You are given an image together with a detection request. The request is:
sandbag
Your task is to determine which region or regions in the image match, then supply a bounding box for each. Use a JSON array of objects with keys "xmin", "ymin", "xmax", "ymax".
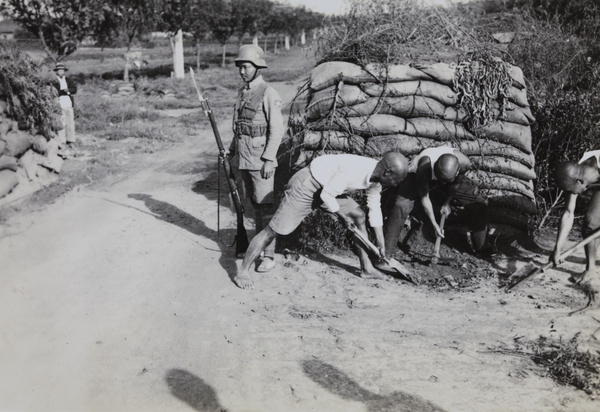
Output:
[
  {"xmin": 31, "ymin": 134, "xmax": 49, "ymax": 155},
  {"xmin": 3, "ymin": 130, "xmax": 35, "ymax": 158},
  {"xmin": 487, "ymin": 192, "xmax": 537, "ymax": 215},
  {"xmin": 0, "ymin": 155, "xmax": 19, "ymax": 172},
  {"xmin": 469, "ymin": 155, "xmax": 536, "ymax": 181},
  {"xmin": 507, "ymin": 85, "xmax": 529, "ymax": 108},
  {"xmin": 338, "ymin": 95, "xmax": 447, "ymax": 119},
  {"xmin": 490, "ymin": 101, "xmax": 536, "ymax": 126},
  {"xmin": 0, "ymin": 169, "xmax": 19, "ymax": 198},
  {"xmin": 322, "ymin": 115, "xmax": 476, "ymax": 140},
  {"xmin": 508, "ymin": 64, "xmax": 526, "ymax": 90},
  {"xmin": 464, "ymin": 169, "xmax": 535, "ymax": 200},
  {"xmin": 406, "ymin": 117, "xmax": 474, "ymax": 140},
  {"xmin": 405, "ymin": 63, "xmax": 456, "ymax": 86},
  {"xmin": 476, "ymin": 121, "xmax": 532, "ymax": 154},
  {"xmin": 306, "ymin": 84, "xmax": 369, "ymax": 120},
  {"xmin": 302, "ymin": 130, "xmax": 366, "ymax": 153},
  {"xmin": 360, "ymin": 81, "xmax": 459, "ymax": 106},
  {"xmin": 364, "ymin": 63, "xmax": 441, "ymax": 84},
  {"xmin": 364, "ymin": 135, "xmax": 442, "ymax": 157},
  {"xmin": 310, "ymin": 62, "xmax": 377, "ymax": 91},
  {"xmin": 457, "ymin": 139, "xmax": 534, "ymax": 168}
]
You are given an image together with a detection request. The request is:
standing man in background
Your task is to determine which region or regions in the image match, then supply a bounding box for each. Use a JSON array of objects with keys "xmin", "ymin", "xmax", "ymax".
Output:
[
  {"xmin": 52, "ymin": 62, "xmax": 77, "ymax": 148},
  {"xmin": 228, "ymin": 45, "xmax": 285, "ymax": 273}
]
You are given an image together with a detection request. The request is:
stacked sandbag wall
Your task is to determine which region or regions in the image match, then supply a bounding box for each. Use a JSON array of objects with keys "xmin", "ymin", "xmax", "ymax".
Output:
[
  {"xmin": 0, "ymin": 97, "xmax": 65, "ymax": 205},
  {"xmin": 294, "ymin": 61, "xmax": 536, "ymax": 228}
]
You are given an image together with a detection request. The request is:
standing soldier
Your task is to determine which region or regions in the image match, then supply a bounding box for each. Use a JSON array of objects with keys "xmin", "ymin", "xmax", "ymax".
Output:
[
  {"xmin": 228, "ymin": 44, "xmax": 285, "ymax": 272},
  {"xmin": 52, "ymin": 62, "xmax": 77, "ymax": 148}
]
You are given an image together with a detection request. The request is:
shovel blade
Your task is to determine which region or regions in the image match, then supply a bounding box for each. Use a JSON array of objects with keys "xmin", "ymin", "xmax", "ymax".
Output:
[
  {"xmin": 386, "ymin": 257, "xmax": 421, "ymax": 285},
  {"xmin": 506, "ymin": 262, "xmax": 540, "ymax": 290}
]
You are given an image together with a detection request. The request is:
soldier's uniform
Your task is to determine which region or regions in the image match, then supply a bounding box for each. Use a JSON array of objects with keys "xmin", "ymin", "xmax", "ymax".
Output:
[{"xmin": 229, "ymin": 45, "xmax": 284, "ymax": 266}]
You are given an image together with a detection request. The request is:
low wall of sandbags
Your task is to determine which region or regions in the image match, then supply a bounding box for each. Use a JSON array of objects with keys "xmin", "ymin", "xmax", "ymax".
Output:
[
  {"xmin": 0, "ymin": 97, "xmax": 65, "ymax": 206},
  {"xmin": 294, "ymin": 61, "xmax": 537, "ymax": 228}
]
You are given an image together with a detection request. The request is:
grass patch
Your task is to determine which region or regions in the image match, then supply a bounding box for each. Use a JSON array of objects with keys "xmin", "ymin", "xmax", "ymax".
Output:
[{"xmin": 497, "ymin": 334, "xmax": 600, "ymax": 396}]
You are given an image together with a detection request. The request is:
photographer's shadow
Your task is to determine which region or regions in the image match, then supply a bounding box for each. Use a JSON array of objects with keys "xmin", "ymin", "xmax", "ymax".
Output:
[
  {"xmin": 165, "ymin": 368, "xmax": 227, "ymax": 412},
  {"xmin": 127, "ymin": 193, "xmax": 239, "ymax": 283},
  {"xmin": 302, "ymin": 359, "xmax": 446, "ymax": 412}
]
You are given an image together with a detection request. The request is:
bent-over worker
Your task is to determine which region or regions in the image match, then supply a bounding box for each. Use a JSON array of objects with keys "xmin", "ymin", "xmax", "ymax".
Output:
[
  {"xmin": 552, "ymin": 150, "xmax": 600, "ymax": 292},
  {"xmin": 382, "ymin": 146, "xmax": 485, "ymax": 258},
  {"xmin": 233, "ymin": 152, "xmax": 409, "ymax": 290}
]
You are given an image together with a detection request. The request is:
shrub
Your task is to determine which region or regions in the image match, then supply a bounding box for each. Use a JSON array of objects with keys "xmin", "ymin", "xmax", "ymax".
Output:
[{"xmin": 0, "ymin": 45, "xmax": 60, "ymax": 138}]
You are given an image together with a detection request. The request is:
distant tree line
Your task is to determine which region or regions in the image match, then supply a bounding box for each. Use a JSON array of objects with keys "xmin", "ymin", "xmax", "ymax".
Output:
[{"xmin": 0, "ymin": 0, "xmax": 325, "ymax": 71}]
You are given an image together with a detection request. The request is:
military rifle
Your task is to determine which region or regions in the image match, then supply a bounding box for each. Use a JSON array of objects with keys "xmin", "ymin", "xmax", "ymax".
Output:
[{"xmin": 190, "ymin": 68, "xmax": 249, "ymax": 256}]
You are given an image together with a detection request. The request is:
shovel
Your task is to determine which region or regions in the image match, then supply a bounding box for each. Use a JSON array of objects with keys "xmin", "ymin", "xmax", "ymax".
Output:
[
  {"xmin": 336, "ymin": 212, "xmax": 419, "ymax": 285},
  {"xmin": 506, "ymin": 227, "xmax": 600, "ymax": 290},
  {"xmin": 431, "ymin": 214, "xmax": 447, "ymax": 266}
]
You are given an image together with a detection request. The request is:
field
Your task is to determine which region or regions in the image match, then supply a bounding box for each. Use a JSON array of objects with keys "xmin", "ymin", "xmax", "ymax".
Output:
[{"xmin": 0, "ymin": 42, "xmax": 599, "ymax": 411}]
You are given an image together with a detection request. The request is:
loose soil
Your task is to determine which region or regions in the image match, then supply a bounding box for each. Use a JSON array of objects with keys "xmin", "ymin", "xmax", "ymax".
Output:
[{"xmin": 1, "ymin": 70, "xmax": 599, "ymax": 411}]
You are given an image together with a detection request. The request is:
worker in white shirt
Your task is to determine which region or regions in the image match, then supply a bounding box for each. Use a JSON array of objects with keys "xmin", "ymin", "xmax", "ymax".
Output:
[{"xmin": 233, "ymin": 152, "xmax": 409, "ymax": 290}]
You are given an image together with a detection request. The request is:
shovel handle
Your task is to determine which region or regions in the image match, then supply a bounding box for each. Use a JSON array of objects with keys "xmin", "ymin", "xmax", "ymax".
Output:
[{"xmin": 433, "ymin": 214, "xmax": 447, "ymax": 258}]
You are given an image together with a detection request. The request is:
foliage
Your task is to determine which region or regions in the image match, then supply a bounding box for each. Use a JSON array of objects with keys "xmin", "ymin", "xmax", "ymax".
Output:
[
  {"xmin": 502, "ymin": 8, "xmax": 600, "ymax": 224},
  {"xmin": 453, "ymin": 50, "xmax": 513, "ymax": 129},
  {"xmin": 315, "ymin": 0, "xmax": 488, "ymax": 66},
  {"xmin": 0, "ymin": 45, "xmax": 60, "ymax": 138},
  {"xmin": 515, "ymin": 334, "xmax": 600, "ymax": 395},
  {"xmin": 2, "ymin": 0, "xmax": 105, "ymax": 61},
  {"xmin": 94, "ymin": 0, "xmax": 161, "ymax": 51}
]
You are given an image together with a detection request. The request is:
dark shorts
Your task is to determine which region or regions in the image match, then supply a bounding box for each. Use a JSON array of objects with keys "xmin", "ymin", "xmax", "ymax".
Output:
[{"xmin": 583, "ymin": 189, "xmax": 600, "ymax": 236}]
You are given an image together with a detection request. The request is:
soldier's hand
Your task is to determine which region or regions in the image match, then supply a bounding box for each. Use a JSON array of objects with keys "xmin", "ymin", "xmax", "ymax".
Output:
[{"xmin": 261, "ymin": 160, "xmax": 275, "ymax": 179}]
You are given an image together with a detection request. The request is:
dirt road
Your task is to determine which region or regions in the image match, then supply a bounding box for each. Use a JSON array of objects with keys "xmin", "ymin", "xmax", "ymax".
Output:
[{"xmin": 0, "ymin": 80, "xmax": 598, "ymax": 412}]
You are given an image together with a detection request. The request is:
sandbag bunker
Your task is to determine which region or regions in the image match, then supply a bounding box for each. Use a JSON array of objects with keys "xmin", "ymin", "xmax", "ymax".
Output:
[{"xmin": 292, "ymin": 60, "xmax": 536, "ymax": 229}]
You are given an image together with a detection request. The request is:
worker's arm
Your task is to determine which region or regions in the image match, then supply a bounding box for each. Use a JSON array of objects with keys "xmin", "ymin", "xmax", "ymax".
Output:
[
  {"xmin": 416, "ymin": 157, "xmax": 444, "ymax": 238},
  {"xmin": 441, "ymin": 174, "xmax": 464, "ymax": 218},
  {"xmin": 260, "ymin": 87, "xmax": 284, "ymax": 179},
  {"xmin": 551, "ymin": 193, "xmax": 577, "ymax": 265}
]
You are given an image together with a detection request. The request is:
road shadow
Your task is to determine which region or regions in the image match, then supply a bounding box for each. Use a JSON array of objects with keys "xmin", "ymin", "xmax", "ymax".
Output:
[
  {"xmin": 165, "ymin": 368, "xmax": 228, "ymax": 412},
  {"xmin": 301, "ymin": 359, "xmax": 447, "ymax": 412},
  {"xmin": 126, "ymin": 193, "xmax": 238, "ymax": 283}
]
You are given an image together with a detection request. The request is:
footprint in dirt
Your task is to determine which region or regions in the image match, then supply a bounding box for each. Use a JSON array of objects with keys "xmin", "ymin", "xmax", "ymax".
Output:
[{"xmin": 302, "ymin": 359, "xmax": 446, "ymax": 412}]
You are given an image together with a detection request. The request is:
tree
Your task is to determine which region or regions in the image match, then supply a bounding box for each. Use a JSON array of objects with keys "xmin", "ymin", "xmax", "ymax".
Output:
[
  {"xmin": 205, "ymin": 0, "xmax": 234, "ymax": 67},
  {"xmin": 230, "ymin": 0, "xmax": 271, "ymax": 48},
  {"xmin": 1, "ymin": 0, "xmax": 104, "ymax": 62},
  {"xmin": 159, "ymin": 0, "xmax": 194, "ymax": 79},
  {"xmin": 187, "ymin": 0, "xmax": 211, "ymax": 71},
  {"xmin": 95, "ymin": 0, "xmax": 160, "ymax": 81}
]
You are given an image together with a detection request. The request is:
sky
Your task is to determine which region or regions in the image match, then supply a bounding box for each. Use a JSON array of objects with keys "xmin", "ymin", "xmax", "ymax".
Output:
[
  {"xmin": 283, "ymin": 0, "xmax": 350, "ymax": 15},
  {"xmin": 283, "ymin": 0, "xmax": 477, "ymax": 15}
]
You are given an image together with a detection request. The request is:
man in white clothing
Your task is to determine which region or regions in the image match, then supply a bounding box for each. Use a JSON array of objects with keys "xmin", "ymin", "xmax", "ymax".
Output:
[{"xmin": 233, "ymin": 152, "xmax": 409, "ymax": 290}]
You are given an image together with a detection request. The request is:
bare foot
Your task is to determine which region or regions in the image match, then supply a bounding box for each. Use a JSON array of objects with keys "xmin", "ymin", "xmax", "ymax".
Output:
[
  {"xmin": 360, "ymin": 267, "xmax": 393, "ymax": 281},
  {"xmin": 233, "ymin": 272, "xmax": 254, "ymax": 290},
  {"xmin": 570, "ymin": 269, "xmax": 596, "ymax": 284}
]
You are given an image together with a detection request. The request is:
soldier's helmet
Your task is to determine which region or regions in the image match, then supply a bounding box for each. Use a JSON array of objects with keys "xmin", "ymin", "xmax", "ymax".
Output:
[{"xmin": 235, "ymin": 44, "xmax": 267, "ymax": 69}]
